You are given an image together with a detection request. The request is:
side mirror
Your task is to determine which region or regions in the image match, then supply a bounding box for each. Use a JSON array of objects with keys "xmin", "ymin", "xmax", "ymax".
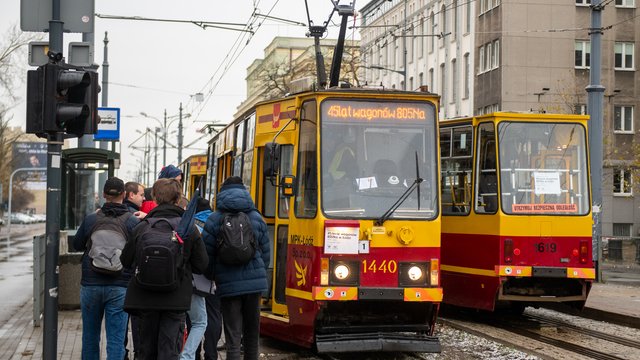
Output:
[
  {"xmin": 281, "ymin": 175, "xmax": 296, "ymax": 197},
  {"xmin": 263, "ymin": 142, "xmax": 281, "ymax": 177}
]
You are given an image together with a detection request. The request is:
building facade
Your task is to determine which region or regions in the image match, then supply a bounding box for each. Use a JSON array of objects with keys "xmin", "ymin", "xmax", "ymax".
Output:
[{"xmin": 359, "ymin": 0, "xmax": 640, "ymax": 250}]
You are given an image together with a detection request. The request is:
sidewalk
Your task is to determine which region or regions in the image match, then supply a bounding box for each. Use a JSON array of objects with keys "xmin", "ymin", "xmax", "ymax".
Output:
[{"xmin": 0, "ymin": 281, "xmax": 638, "ymax": 359}]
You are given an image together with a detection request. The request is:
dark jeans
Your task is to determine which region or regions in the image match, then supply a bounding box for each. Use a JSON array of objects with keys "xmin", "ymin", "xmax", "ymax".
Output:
[
  {"xmin": 138, "ymin": 310, "xmax": 186, "ymax": 360},
  {"xmin": 202, "ymin": 293, "xmax": 222, "ymax": 360},
  {"xmin": 221, "ymin": 293, "xmax": 261, "ymax": 360}
]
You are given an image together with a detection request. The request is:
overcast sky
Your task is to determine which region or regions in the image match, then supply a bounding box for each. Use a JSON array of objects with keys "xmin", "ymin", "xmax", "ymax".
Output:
[{"xmin": 2, "ymin": 0, "xmax": 360, "ymax": 182}]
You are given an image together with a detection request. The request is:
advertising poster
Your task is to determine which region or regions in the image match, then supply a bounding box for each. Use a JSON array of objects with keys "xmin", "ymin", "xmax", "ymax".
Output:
[{"xmin": 12, "ymin": 142, "xmax": 47, "ymax": 190}]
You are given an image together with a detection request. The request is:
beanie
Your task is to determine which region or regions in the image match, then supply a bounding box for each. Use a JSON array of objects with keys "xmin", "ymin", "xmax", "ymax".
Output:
[
  {"xmin": 222, "ymin": 176, "xmax": 243, "ymax": 187},
  {"xmin": 158, "ymin": 165, "xmax": 182, "ymax": 179}
]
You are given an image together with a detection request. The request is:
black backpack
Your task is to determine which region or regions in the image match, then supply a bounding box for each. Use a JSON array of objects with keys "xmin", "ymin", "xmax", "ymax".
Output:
[
  {"xmin": 217, "ymin": 212, "xmax": 256, "ymax": 266},
  {"xmin": 134, "ymin": 217, "xmax": 184, "ymax": 292},
  {"xmin": 87, "ymin": 211, "xmax": 132, "ymax": 276}
]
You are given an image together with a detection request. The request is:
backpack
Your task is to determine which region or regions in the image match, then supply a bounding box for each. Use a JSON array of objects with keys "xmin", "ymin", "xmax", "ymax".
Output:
[
  {"xmin": 217, "ymin": 212, "xmax": 256, "ymax": 266},
  {"xmin": 87, "ymin": 211, "xmax": 132, "ymax": 276},
  {"xmin": 134, "ymin": 217, "xmax": 184, "ymax": 292}
]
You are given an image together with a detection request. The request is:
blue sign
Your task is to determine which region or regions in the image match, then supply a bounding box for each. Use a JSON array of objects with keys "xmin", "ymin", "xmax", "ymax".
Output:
[{"xmin": 95, "ymin": 107, "xmax": 120, "ymax": 141}]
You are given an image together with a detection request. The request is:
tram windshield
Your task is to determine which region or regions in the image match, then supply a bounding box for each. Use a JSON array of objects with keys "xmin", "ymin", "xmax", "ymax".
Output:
[
  {"xmin": 320, "ymin": 99, "xmax": 438, "ymax": 220},
  {"xmin": 498, "ymin": 121, "xmax": 589, "ymax": 215}
]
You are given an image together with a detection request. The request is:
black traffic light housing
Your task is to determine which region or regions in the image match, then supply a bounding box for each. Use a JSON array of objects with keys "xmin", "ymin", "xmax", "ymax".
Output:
[{"xmin": 26, "ymin": 62, "xmax": 99, "ymax": 137}]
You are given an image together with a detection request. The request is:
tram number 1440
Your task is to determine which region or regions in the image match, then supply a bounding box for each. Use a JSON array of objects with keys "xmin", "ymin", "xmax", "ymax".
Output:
[
  {"xmin": 535, "ymin": 242, "xmax": 557, "ymax": 253},
  {"xmin": 362, "ymin": 259, "xmax": 398, "ymax": 273}
]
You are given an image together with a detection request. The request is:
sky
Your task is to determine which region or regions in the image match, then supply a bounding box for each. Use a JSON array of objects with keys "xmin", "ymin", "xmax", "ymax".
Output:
[{"xmin": 2, "ymin": 0, "xmax": 361, "ymax": 182}]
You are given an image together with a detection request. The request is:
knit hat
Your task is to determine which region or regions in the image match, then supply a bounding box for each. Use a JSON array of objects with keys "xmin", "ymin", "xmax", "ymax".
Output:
[
  {"xmin": 158, "ymin": 165, "xmax": 182, "ymax": 179},
  {"xmin": 222, "ymin": 176, "xmax": 243, "ymax": 187},
  {"xmin": 103, "ymin": 177, "xmax": 125, "ymax": 196}
]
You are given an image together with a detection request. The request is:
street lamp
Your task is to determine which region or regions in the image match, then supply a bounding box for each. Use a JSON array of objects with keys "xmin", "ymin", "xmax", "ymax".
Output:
[{"xmin": 140, "ymin": 109, "xmax": 191, "ymax": 166}]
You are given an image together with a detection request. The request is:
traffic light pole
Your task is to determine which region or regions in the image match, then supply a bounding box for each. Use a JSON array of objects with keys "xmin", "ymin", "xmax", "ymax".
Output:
[{"xmin": 43, "ymin": 0, "xmax": 63, "ymax": 358}]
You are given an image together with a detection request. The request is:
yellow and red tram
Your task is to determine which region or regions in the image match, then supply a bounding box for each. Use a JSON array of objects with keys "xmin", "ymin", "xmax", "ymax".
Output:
[
  {"xmin": 205, "ymin": 87, "xmax": 443, "ymax": 352},
  {"xmin": 439, "ymin": 112, "xmax": 595, "ymax": 312},
  {"xmin": 179, "ymin": 154, "xmax": 207, "ymax": 199}
]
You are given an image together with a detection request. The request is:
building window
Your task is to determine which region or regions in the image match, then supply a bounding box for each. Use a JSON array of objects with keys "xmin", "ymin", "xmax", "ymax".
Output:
[
  {"xmin": 463, "ymin": 53, "xmax": 470, "ymax": 99},
  {"xmin": 440, "ymin": 63, "xmax": 446, "ymax": 105},
  {"xmin": 615, "ymin": 0, "xmax": 635, "ymax": 7},
  {"xmin": 440, "ymin": 5, "xmax": 447, "ymax": 47},
  {"xmin": 575, "ymin": 40, "xmax": 591, "ymax": 68},
  {"xmin": 465, "ymin": 0, "xmax": 471, "ymax": 33},
  {"xmin": 493, "ymin": 40, "xmax": 500, "ymax": 68},
  {"xmin": 430, "ymin": 12, "xmax": 436, "ymax": 53},
  {"xmin": 479, "ymin": 45, "xmax": 485, "ymax": 73},
  {"xmin": 418, "ymin": 18, "xmax": 425, "ymax": 57},
  {"xmin": 409, "ymin": 77, "xmax": 414, "ymax": 91},
  {"xmin": 451, "ymin": 58, "xmax": 457, "ymax": 103},
  {"xmin": 452, "ymin": 0, "xmax": 458, "ymax": 38},
  {"xmin": 613, "ymin": 168, "xmax": 633, "ymax": 196},
  {"xmin": 613, "ymin": 223, "xmax": 632, "ymax": 237},
  {"xmin": 615, "ymin": 42, "xmax": 634, "ymax": 70},
  {"xmin": 576, "ymin": 0, "xmax": 591, "ymax": 5},
  {"xmin": 429, "ymin": 68, "xmax": 434, "ymax": 91},
  {"xmin": 574, "ymin": 104, "xmax": 587, "ymax": 115},
  {"xmin": 614, "ymin": 106, "xmax": 634, "ymax": 133},
  {"xmin": 409, "ymin": 19, "xmax": 415, "ymax": 63},
  {"xmin": 419, "ymin": 72, "xmax": 424, "ymax": 88}
]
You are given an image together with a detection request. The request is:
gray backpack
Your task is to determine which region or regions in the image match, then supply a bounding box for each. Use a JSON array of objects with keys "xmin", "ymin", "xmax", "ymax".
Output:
[{"xmin": 87, "ymin": 211, "xmax": 132, "ymax": 276}]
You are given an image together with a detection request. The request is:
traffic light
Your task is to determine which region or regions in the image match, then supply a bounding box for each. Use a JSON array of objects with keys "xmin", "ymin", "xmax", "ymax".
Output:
[{"xmin": 26, "ymin": 63, "xmax": 99, "ymax": 137}]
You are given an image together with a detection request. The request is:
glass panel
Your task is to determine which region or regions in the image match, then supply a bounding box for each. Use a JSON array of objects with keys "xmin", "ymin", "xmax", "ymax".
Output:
[
  {"xmin": 440, "ymin": 128, "xmax": 452, "ymax": 158},
  {"xmin": 278, "ymin": 145, "xmax": 294, "ymax": 219},
  {"xmin": 295, "ymin": 101, "xmax": 318, "ymax": 218},
  {"xmin": 321, "ymin": 99, "xmax": 438, "ymax": 220},
  {"xmin": 474, "ymin": 123, "xmax": 497, "ymax": 213},
  {"xmin": 442, "ymin": 126, "xmax": 473, "ymax": 215},
  {"xmin": 498, "ymin": 122, "xmax": 589, "ymax": 215},
  {"xmin": 452, "ymin": 127, "xmax": 472, "ymax": 157}
]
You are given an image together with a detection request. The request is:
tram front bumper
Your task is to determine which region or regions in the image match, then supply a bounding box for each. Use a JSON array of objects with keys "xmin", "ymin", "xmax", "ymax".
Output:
[{"xmin": 315, "ymin": 331, "xmax": 441, "ymax": 353}]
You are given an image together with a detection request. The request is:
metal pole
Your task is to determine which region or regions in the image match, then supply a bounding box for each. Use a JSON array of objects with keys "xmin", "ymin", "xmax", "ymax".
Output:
[
  {"xmin": 80, "ymin": 30, "xmax": 96, "ymax": 215},
  {"xmin": 7, "ymin": 167, "xmax": 47, "ymax": 258},
  {"xmin": 402, "ymin": 0, "xmax": 407, "ymax": 90},
  {"xmin": 587, "ymin": 0, "xmax": 605, "ymax": 280},
  {"xmin": 329, "ymin": 5, "xmax": 354, "ymax": 88},
  {"xmin": 178, "ymin": 103, "xmax": 183, "ymax": 164},
  {"xmin": 44, "ymin": 0, "xmax": 63, "ymax": 356},
  {"xmin": 154, "ymin": 128, "xmax": 159, "ymax": 179},
  {"xmin": 163, "ymin": 109, "xmax": 167, "ymax": 166},
  {"xmin": 99, "ymin": 32, "xmax": 109, "ymax": 190}
]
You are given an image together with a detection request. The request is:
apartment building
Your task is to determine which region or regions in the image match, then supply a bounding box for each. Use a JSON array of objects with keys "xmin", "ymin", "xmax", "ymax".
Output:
[{"xmin": 359, "ymin": 0, "xmax": 640, "ymax": 250}]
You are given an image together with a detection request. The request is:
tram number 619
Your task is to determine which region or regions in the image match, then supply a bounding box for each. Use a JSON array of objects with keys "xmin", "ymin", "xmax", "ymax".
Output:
[
  {"xmin": 362, "ymin": 259, "xmax": 398, "ymax": 273},
  {"xmin": 535, "ymin": 242, "xmax": 557, "ymax": 253}
]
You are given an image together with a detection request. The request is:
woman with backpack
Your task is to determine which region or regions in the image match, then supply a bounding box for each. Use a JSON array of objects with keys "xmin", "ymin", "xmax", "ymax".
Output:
[{"xmin": 121, "ymin": 178, "xmax": 209, "ymax": 360}]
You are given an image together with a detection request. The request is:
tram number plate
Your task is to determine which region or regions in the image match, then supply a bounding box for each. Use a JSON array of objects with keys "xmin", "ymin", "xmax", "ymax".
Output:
[
  {"xmin": 362, "ymin": 259, "xmax": 398, "ymax": 274},
  {"xmin": 535, "ymin": 242, "xmax": 557, "ymax": 253}
]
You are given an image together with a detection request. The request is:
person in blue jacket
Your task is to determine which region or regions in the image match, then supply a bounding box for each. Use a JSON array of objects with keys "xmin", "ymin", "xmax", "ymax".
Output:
[{"xmin": 202, "ymin": 176, "xmax": 270, "ymax": 360}]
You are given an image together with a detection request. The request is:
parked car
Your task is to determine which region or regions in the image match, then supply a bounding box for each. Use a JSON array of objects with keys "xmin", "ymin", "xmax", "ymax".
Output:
[
  {"xmin": 9, "ymin": 213, "xmax": 36, "ymax": 224},
  {"xmin": 31, "ymin": 214, "xmax": 46, "ymax": 223}
]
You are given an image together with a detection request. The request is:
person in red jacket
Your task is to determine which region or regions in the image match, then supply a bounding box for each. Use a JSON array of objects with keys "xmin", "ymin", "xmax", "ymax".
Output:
[{"xmin": 139, "ymin": 165, "xmax": 184, "ymax": 215}]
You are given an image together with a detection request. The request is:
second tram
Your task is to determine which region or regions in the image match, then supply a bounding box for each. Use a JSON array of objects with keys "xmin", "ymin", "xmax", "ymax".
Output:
[
  {"xmin": 205, "ymin": 86, "xmax": 443, "ymax": 352},
  {"xmin": 180, "ymin": 154, "xmax": 207, "ymax": 199},
  {"xmin": 439, "ymin": 112, "xmax": 595, "ymax": 312}
]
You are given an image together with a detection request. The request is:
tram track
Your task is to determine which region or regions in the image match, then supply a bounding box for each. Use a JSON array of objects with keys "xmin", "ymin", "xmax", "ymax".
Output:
[{"xmin": 441, "ymin": 307, "xmax": 640, "ymax": 360}]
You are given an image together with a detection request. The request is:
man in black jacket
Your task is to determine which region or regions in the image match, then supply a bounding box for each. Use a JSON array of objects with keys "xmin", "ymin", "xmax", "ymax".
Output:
[
  {"xmin": 73, "ymin": 177, "xmax": 140, "ymax": 360},
  {"xmin": 121, "ymin": 178, "xmax": 209, "ymax": 360}
]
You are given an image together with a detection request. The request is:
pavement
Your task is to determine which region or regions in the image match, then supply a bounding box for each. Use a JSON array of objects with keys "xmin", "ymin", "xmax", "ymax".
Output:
[{"xmin": 0, "ymin": 224, "xmax": 639, "ymax": 358}]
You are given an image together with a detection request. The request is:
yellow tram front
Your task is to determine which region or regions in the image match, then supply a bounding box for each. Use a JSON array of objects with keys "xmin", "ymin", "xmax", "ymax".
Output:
[{"xmin": 256, "ymin": 89, "xmax": 443, "ymax": 352}]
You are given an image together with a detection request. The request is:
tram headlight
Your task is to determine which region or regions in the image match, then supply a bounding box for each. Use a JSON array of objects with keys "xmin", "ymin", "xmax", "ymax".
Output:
[
  {"xmin": 329, "ymin": 260, "xmax": 359, "ymax": 286},
  {"xmin": 399, "ymin": 262, "xmax": 428, "ymax": 286},
  {"xmin": 408, "ymin": 266, "xmax": 423, "ymax": 281},
  {"xmin": 334, "ymin": 265, "xmax": 350, "ymax": 280}
]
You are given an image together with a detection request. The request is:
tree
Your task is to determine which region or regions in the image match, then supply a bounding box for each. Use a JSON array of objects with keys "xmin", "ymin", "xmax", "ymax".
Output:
[{"xmin": 0, "ymin": 25, "xmax": 44, "ymax": 213}]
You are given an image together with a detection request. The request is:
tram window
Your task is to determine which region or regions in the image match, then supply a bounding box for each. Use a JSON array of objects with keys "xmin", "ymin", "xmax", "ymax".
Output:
[
  {"xmin": 475, "ymin": 123, "xmax": 498, "ymax": 214},
  {"xmin": 295, "ymin": 100, "xmax": 318, "ymax": 219},
  {"xmin": 441, "ymin": 129, "xmax": 451, "ymax": 158},
  {"xmin": 498, "ymin": 122, "xmax": 589, "ymax": 215},
  {"xmin": 242, "ymin": 150, "xmax": 253, "ymax": 193},
  {"xmin": 278, "ymin": 146, "xmax": 293, "ymax": 219},
  {"xmin": 441, "ymin": 126, "xmax": 473, "ymax": 215},
  {"xmin": 274, "ymin": 225, "xmax": 288, "ymax": 304}
]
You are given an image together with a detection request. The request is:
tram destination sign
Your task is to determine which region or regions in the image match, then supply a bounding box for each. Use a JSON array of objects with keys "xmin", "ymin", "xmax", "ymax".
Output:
[{"xmin": 322, "ymin": 100, "xmax": 432, "ymax": 123}]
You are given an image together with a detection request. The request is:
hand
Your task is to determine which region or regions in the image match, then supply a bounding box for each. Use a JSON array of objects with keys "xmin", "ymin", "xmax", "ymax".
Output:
[{"xmin": 134, "ymin": 211, "xmax": 147, "ymax": 219}]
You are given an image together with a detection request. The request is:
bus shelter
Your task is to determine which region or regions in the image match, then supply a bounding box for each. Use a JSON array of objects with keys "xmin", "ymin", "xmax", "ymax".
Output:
[{"xmin": 61, "ymin": 148, "xmax": 119, "ymax": 230}]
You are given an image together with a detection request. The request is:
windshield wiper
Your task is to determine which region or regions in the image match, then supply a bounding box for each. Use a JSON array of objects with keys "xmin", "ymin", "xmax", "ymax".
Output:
[{"xmin": 375, "ymin": 152, "xmax": 423, "ymax": 226}]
